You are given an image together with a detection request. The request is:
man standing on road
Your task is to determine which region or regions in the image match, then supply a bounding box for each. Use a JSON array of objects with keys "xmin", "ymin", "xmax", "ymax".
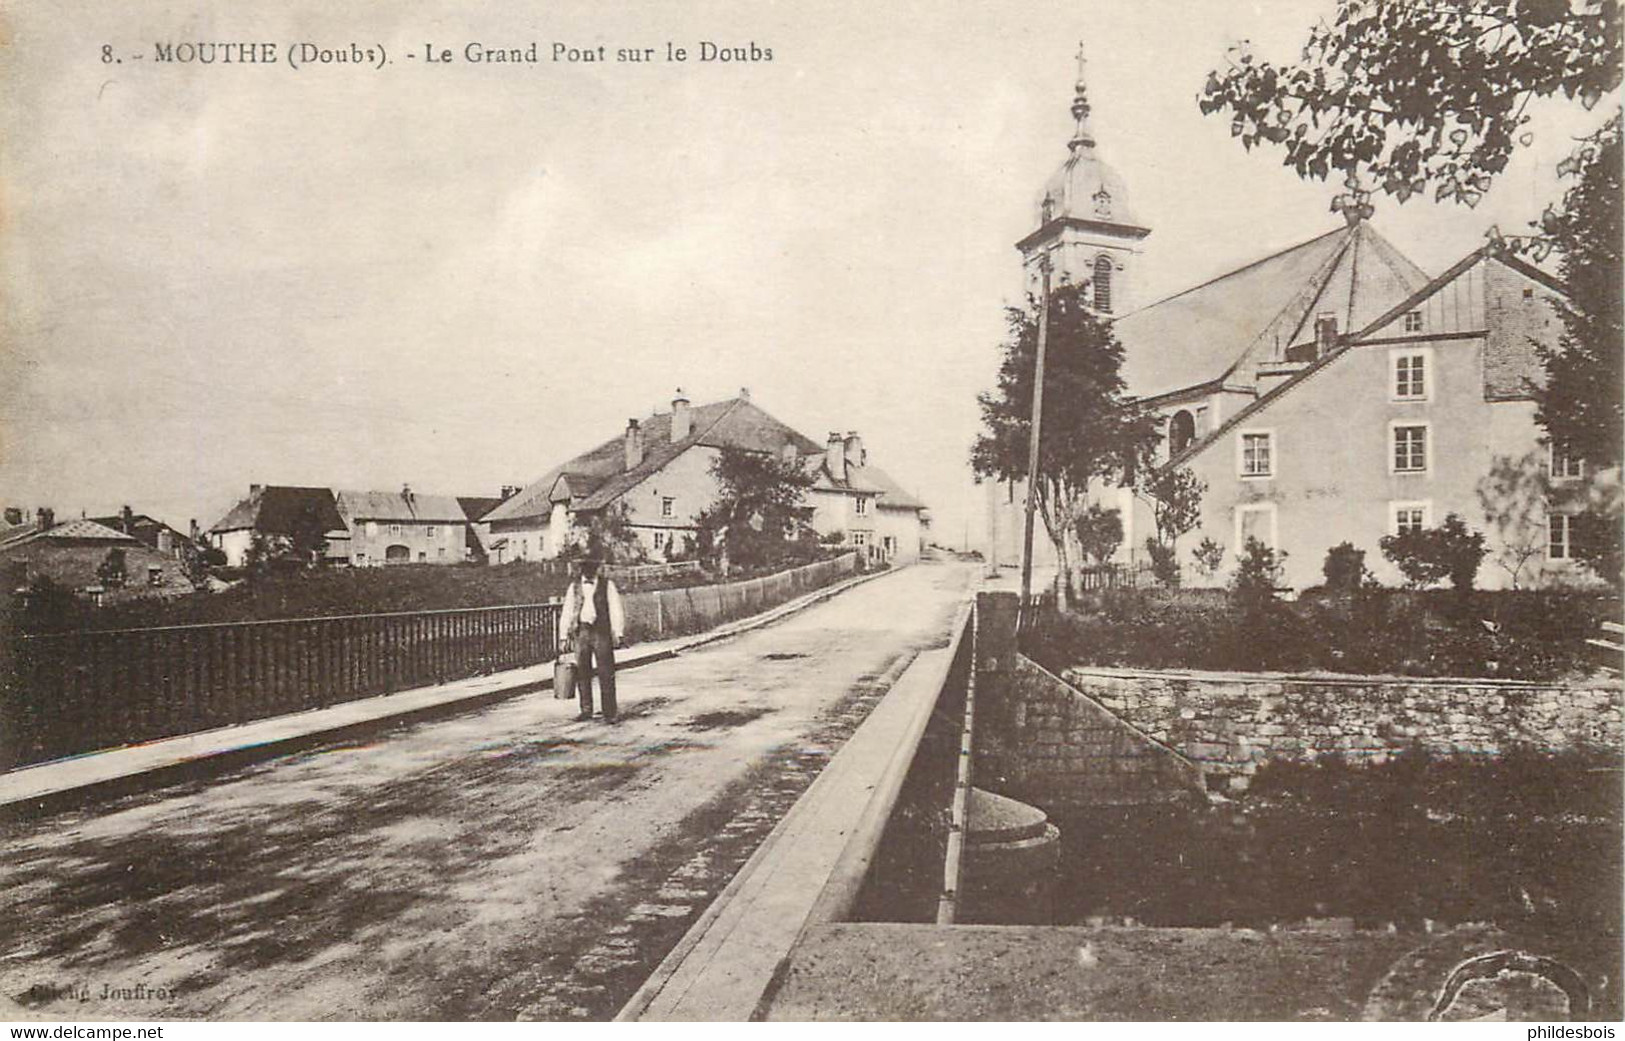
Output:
[{"xmin": 561, "ymin": 558, "xmax": 626, "ymax": 722}]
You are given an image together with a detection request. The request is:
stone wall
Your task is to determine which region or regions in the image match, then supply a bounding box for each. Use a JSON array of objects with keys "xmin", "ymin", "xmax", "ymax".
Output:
[
  {"xmin": 973, "ymin": 592, "xmax": 1204, "ymax": 810},
  {"xmin": 1059, "ymin": 664, "xmax": 1624, "ymax": 792}
]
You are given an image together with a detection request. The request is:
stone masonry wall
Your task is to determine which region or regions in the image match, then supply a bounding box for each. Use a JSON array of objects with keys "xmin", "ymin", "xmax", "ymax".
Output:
[{"xmin": 1059, "ymin": 665, "xmax": 1624, "ymax": 793}]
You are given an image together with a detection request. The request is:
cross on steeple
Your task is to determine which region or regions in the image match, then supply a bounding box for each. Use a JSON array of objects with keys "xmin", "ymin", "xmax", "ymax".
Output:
[
  {"xmin": 1331, "ymin": 171, "xmax": 1374, "ymax": 226},
  {"xmin": 1069, "ymin": 41, "xmax": 1095, "ymax": 151}
]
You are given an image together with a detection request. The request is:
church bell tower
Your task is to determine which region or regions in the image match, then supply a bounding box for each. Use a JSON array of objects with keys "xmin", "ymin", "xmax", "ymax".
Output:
[{"xmin": 1016, "ymin": 45, "xmax": 1151, "ymax": 314}]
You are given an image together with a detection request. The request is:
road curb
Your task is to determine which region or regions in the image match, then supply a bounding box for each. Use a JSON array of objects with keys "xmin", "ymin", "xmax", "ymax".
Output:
[{"xmin": 0, "ymin": 564, "xmax": 906, "ymax": 818}]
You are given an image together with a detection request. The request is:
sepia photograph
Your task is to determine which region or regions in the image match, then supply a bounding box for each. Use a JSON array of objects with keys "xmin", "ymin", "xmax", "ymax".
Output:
[{"xmin": 0, "ymin": 0, "xmax": 1620, "ymax": 1026}]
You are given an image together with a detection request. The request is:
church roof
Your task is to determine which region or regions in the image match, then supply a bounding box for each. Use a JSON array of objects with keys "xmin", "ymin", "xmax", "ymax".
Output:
[
  {"xmin": 485, "ymin": 396, "xmax": 825, "ymax": 523},
  {"xmin": 1155, "ymin": 243, "xmax": 1566, "ymax": 479},
  {"xmin": 1113, "ymin": 220, "xmax": 1431, "ymax": 402}
]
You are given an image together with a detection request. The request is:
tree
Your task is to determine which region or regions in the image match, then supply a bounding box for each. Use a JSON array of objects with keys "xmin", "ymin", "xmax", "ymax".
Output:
[
  {"xmin": 1476, "ymin": 451, "xmax": 1554, "ymax": 589},
  {"xmin": 1199, "ymin": 0, "xmax": 1620, "ymax": 209},
  {"xmin": 971, "ymin": 281, "xmax": 1160, "ymax": 596},
  {"xmin": 1073, "ymin": 504, "xmax": 1123, "ymax": 567},
  {"xmin": 697, "ymin": 446, "xmax": 817, "ymax": 572},
  {"xmin": 1528, "ymin": 117, "xmax": 1622, "ymax": 472},
  {"xmin": 1144, "ymin": 467, "xmax": 1206, "ymax": 584},
  {"xmin": 560, "ymin": 501, "xmax": 646, "ymax": 565}
]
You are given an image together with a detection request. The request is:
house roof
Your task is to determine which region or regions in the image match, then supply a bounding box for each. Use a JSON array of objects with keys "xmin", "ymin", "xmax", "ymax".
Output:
[
  {"xmin": 813, "ymin": 460, "xmax": 928, "ymax": 511},
  {"xmin": 1155, "ymin": 243, "xmax": 1567, "ymax": 482},
  {"xmin": 208, "ymin": 486, "xmax": 346, "ymax": 536},
  {"xmin": 335, "ymin": 489, "xmax": 469, "ymax": 524},
  {"xmin": 485, "ymin": 396, "xmax": 825, "ymax": 522},
  {"xmin": 0, "ymin": 519, "xmax": 139, "ymax": 549},
  {"xmin": 457, "ymin": 496, "xmax": 507, "ymax": 523},
  {"xmin": 1114, "ymin": 221, "xmax": 1430, "ymax": 401}
]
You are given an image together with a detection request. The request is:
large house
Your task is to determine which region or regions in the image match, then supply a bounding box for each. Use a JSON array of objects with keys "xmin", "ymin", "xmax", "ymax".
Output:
[
  {"xmin": 207, "ymin": 485, "xmax": 349, "ymax": 568},
  {"xmin": 482, "ymin": 390, "xmax": 929, "ymax": 565},
  {"xmin": 989, "ymin": 52, "xmax": 1614, "ymax": 590},
  {"xmin": 0, "ymin": 511, "xmax": 193, "ymax": 602}
]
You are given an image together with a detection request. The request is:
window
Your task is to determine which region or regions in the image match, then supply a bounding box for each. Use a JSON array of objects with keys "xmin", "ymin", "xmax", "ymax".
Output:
[
  {"xmin": 1169, "ymin": 410, "xmax": 1196, "ymax": 454},
  {"xmin": 1391, "ymin": 348, "xmax": 1430, "ymax": 401},
  {"xmin": 426, "ymin": 525, "xmax": 437, "ymax": 538},
  {"xmin": 1550, "ymin": 442, "xmax": 1584, "ymax": 480},
  {"xmin": 147, "ymin": 565, "xmax": 162, "ymax": 587},
  {"xmin": 1391, "ymin": 423, "xmax": 1428, "ymax": 473},
  {"xmin": 1391, "ymin": 501, "xmax": 1432, "ymax": 535},
  {"xmin": 1403, "ymin": 310, "xmax": 1423, "ymax": 333},
  {"xmin": 852, "ymin": 531, "xmax": 869, "ymax": 547},
  {"xmin": 661, "ymin": 497, "xmax": 675, "ymax": 518},
  {"xmin": 1238, "ymin": 430, "xmax": 1274, "ymax": 478},
  {"xmin": 1549, "ymin": 512, "xmax": 1574, "ymax": 560},
  {"xmin": 855, "ymin": 496, "xmax": 869, "ymax": 516},
  {"xmin": 1234, "ymin": 503, "xmax": 1278, "ymax": 552},
  {"xmin": 1093, "ymin": 256, "xmax": 1113, "ymax": 314},
  {"xmin": 653, "ymin": 531, "xmax": 667, "ymax": 550},
  {"xmin": 389, "ymin": 523, "xmax": 402, "ymax": 536}
]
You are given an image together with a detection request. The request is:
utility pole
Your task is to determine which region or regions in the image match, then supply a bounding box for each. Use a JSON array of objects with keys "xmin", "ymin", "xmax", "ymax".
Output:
[{"xmin": 1020, "ymin": 258, "xmax": 1053, "ymax": 615}]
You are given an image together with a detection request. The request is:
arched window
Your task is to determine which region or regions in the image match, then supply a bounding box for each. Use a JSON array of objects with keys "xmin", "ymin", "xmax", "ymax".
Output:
[
  {"xmin": 1093, "ymin": 256, "xmax": 1113, "ymax": 314},
  {"xmin": 1169, "ymin": 410, "xmax": 1196, "ymax": 454}
]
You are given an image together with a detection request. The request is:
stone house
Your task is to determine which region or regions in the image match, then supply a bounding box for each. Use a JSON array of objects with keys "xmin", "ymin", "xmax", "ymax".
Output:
[
  {"xmin": 206, "ymin": 485, "xmax": 349, "ymax": 568},
  {"xmin": 812, "ymin": 432, "xmax": 928, "ymax": 564},
  {"xmin": 0, "ymin": 513, "xmax": 193, "ymax": 602},
  {"xmin": 336, "ymin": 487, "xmax": 475, "ymax": 566},
  {"xmin": 482, "ymin": 391, "xmax": 929, "ymax": 564}
]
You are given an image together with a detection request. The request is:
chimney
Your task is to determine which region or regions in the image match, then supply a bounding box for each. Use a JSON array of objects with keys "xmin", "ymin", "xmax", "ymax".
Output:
[
  {"xmin": 671, "ymin": 389, "xmax": 691, "ymax": 441},
  {"xmin": 401, "ymin": 484, "xmax": 414, "ymax": 511},
  {"xmin": 624, "ymin": 418, "xmax": 644, "ymax": 471},
  {"xmin": 35, "ymin": 507, "xmax": 54, "ymax": 531},
  {"xmin": 121, "ymin": 505, "xmax": 134, "ymax": 534},
  {"xmin": 500, "ymin": 485, "xmax": 520, "ymax": 500},
  {"xmin": 826, "ymin": 432, "xmax": 847, "ymax": 484},
  {"xmin": 843, "ymin": 431, "xmax": 865, "ymax": 468},
  {"xmin": 1314, "ymin": 313, "xmax": 1339, "ymax": 356},
  {"xmin": 739, "ymin": 386, "xmax": 751, "ymax": 401},
  {"xmin": 3, "ymin": 507, "xmax": 21, "ymax": 526},
  {"xmin": 249, "ymin": 483, "xmax": 263, "ymax": 498},
  {"xmin": 189, "ymin": 519, "xmax": 200, "ymax": 542}
]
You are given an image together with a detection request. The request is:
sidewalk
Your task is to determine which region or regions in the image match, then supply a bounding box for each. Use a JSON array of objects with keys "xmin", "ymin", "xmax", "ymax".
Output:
[{"xmin": 0, "ymin": 565, "xmax": 899, "ymax": 814}]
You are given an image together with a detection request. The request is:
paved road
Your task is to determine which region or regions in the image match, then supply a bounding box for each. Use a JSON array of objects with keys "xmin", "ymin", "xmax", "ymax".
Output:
[{"xmin": 0, "ymin": 561, "xmax": 972, "ymax": 1021}]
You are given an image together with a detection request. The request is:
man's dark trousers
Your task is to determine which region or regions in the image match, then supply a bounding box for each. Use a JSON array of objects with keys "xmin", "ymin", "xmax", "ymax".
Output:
[{"xmin": 574, "ymin": 622, "xmax": 617, "ymax": 719}]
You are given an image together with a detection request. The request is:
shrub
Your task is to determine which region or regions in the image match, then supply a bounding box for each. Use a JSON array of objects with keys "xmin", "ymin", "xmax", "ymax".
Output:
[
  {"xmin": 1191, "ymin": 537, "xmax": 1225, "ymax": 579},
  {"xmin": 1321, "ymin": 542, "xmax": 1370, "ymax": 593},
  {"xmin": 1144, "ymin": 536, "xmax": 1179, "ymax": 587},
  {"xmin": 1074, "ymin": 505, "xmax": 1123, "ymax": 566},
  {"xmin": 1230, "ymin": 537, "xmax": 1285, "ymax": 600},
  {"xmin": 1379, "ymin": 513, "xmax": 1486, "ymax": 593}
]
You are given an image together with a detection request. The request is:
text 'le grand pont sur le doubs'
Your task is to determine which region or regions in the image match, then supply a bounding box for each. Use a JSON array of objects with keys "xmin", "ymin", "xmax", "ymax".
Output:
[{"xmin": 103, "ymin": 39, "xmax": 774, "ymax": 71}]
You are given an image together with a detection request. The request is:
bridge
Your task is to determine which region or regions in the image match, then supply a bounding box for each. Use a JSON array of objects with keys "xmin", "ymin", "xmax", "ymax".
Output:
[{"xmin": 0, "ymin": 562, "xmax": 973, "ymax": 1021}]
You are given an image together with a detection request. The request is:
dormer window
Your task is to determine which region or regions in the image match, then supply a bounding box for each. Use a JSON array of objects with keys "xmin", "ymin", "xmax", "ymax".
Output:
[{"xmin": 1092, "ymin": 187, "xmax": 1112, "ymax": 218}]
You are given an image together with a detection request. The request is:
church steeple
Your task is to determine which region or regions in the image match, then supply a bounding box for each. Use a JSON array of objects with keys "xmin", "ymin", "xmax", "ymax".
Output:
[
  {"xmin": 1068, "ymin": 43, "xmax": 1096, "ymax": 151},
  {"xmin": 1017, "ymin": 42, "xmax": 1151, "ymax": 314}
]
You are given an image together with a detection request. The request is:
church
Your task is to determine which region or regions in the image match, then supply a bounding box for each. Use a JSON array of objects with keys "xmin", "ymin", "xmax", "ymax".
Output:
[{"xmin": 990, "ymin": 51, "xmax": 1611, "ymax": 591}]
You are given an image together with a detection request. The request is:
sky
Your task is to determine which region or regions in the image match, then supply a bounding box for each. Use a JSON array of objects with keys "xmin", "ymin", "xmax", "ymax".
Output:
[{"xmin": 0, "ymin": 0, "xmax": 1608, "ymax": 550}]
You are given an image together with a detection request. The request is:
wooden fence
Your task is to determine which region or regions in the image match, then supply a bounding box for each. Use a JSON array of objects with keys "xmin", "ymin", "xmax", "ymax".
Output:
[
  {"xmin": 2, "ymin": 602, "xmax": 560, "ymax": 770},
  {"xmin": 621, "ymin": 553, "xmax": 859, "ymax": 643}
]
